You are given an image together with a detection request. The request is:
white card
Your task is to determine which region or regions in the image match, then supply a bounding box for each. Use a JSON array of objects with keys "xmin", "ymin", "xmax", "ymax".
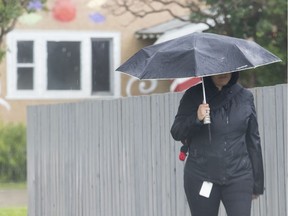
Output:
[{"xmin": 199, "ymin": 181, "xmax": 213, "ymax": 198}]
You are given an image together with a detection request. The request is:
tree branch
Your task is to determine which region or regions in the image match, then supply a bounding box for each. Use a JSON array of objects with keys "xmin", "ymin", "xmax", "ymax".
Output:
[{"xmin": 103, "ymin": 0, "xmax": 222, "ymax": 26}]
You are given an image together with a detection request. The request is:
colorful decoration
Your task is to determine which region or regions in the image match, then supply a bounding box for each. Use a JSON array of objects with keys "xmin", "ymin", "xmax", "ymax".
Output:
[
  {"xmin": 52, "ymin": 0, "xmax": 76, "ymax": 22},
  {"xmin": 89, "ymin": 12, "xmax": 105, "ymax": 23},
  {"xmin": 126, "ymin": 77, "xmax": 158, "ymax": 97},
  {"xmin": 170, "ymin": 77, "xmax": 202, "ymax": 92},
  {"xmin": 27, "ymin": 0, "xmax": 43, "ymax": 10},
  {"xmin": 18, "ymin": 13, "xmax": 43, "ymax": 25},
  {"xmin": 86, "ymin": 0, "xmax": 107, "ymax": 9},
  {"xmin": 0, "ymin": 81, "xmax": 11, "ymax": 111}
]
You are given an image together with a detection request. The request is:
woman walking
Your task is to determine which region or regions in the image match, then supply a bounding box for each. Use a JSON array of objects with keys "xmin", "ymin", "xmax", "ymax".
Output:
[{"xmin": 170, "ymin": 72, "xmax": 264, "ymax": 216}]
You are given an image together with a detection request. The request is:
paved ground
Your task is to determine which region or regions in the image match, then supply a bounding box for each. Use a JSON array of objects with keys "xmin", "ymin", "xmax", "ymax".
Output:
[{"xmin": 0, "ymin": 189, "xmax": 27, "ymax": 207}]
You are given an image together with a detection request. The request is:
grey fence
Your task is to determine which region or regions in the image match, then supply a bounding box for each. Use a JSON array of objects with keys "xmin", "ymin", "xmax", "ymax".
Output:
[{"xmin": 27, "ymin": 84, "xmax": 287, "ymax": 216}]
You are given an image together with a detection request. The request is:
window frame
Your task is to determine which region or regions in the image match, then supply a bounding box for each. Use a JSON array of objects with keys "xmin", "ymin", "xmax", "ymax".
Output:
[{"xmin": 6, "ymin": 30, "xmax": 121, "ymax": 99}]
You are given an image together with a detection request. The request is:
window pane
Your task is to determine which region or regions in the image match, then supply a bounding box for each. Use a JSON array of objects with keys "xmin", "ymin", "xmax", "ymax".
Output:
[
  {"xmin": 17, "ymin": 67, "xmax": 33, "ymax": 90},
  {"xmin": 17, "ymin": 41, "xmax": 34, "ymax": 63},
  {"xmin": 47, "ymin": 41, "xmax": 81, "ymax": 90},
  {"xmin": 92, "ymin": 40, "xmax": 110, "ymax": 92}
]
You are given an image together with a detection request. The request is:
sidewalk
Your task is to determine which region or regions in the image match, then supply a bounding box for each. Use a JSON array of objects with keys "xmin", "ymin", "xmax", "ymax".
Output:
[{"xmin": 0, "ymin": 189, "xmax": 27, "ymax": 207}]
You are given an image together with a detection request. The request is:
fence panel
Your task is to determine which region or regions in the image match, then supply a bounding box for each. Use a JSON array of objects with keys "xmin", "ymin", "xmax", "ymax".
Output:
[{"xmin": 27, "ymin": 84, "xmax": 287, "ymax": 216}]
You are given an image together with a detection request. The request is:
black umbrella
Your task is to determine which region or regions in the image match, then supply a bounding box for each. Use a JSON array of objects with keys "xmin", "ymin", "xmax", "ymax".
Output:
[{"xmin": 117, "ymin": 32, "xmax": 281, "ymax": 123}]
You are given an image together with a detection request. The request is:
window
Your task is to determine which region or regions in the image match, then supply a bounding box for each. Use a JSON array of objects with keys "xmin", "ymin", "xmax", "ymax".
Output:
[
  {"xmin": 92, "ymin": 39, "xmax": 110, "ymax": 92},
  {"xmin": 17, "ymin": 41, "xmax": 34, "ymax": 90},
  {"xmin": 47, "ymin": 41, "xmax": 81, "ymax": 90},
  {"xmin": 6, "ymin": 31, "xmax": 120, "ymax": 99}
]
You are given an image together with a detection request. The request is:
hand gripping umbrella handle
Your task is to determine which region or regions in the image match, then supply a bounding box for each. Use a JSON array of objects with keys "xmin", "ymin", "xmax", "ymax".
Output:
[
  {"xmin": 203, "ymin": 113, "xmax": 211, "ymax": 124},
  {"xmin": 201, "ymin": 77, "xmax": 211, "ymax": 124}
]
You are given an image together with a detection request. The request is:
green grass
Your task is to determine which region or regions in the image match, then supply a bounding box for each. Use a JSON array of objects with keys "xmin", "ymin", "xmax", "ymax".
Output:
[
  {"xmin": 0, "ymin": 182, "xmax": 26, "ymax": 190},
  {"xmin": 0, "ymin": 207, "xmax": 27, "ymax": 216}
]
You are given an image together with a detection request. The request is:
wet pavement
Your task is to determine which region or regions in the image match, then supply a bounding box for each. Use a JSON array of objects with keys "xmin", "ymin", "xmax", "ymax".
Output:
[{"xmin": 0, "ymin": 189, "xmax": 27, "ymax": 207}]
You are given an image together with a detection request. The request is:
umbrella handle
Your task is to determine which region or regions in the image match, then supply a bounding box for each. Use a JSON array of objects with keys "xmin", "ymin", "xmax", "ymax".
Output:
[
  {"xmin": 203, "ymin": 114, "xmax": 211, "ymax": 124},
  {"xmin": 201, "ymin": 77, "xmax": 211, "ymax": 124}
]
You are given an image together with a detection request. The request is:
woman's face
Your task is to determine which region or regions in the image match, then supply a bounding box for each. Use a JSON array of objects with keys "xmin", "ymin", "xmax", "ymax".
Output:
[{"xmin": 211, "ymin": 73, "xmax": 232, "ymax": 90}]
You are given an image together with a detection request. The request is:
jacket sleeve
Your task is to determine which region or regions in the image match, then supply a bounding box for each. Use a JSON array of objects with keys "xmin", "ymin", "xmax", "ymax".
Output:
[
  {"xmin": 170, "ymin": 90, "xmax": 203, "ymax": 141},
  {"xmin": 246, "ymin": 94, "xmax": 264, "ymax": 195}
]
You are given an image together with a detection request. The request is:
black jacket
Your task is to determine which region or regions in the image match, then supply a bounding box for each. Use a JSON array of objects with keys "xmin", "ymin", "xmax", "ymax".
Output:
[{"xmin": 170, "ymin": 73, "xmax": 264, "ymax": 194}]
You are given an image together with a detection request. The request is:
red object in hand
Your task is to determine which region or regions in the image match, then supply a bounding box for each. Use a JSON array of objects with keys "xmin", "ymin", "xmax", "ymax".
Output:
[{"xmin": 179, "ymin": 152, "xmax": 187, "ymax": 161}]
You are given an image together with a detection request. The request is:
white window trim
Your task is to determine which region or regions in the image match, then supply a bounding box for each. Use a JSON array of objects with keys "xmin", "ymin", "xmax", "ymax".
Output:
[{"xmin": 6, "ymin": 30, "xmax": 121, "ymax": 99}]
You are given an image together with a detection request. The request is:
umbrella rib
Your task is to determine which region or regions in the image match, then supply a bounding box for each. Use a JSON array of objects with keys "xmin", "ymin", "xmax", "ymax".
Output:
[
  {"xmin": 138, "ymin": 51, "xmax": 161, "ymax": 79},
  {"xmin": 233, "ymin": 44, "xmax": 255, "ymax": 68}
]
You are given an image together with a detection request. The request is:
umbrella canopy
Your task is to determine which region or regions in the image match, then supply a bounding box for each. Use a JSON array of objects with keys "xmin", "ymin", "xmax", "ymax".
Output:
[{"xmin": 116, "ymin": 32, "xmax": 281, "ymax": 79}]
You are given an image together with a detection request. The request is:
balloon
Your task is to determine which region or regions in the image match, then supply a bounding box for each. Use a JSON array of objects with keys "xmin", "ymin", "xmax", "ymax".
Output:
[
  {"xmin": 89, "ymin": 12, "xmax": 105, "ymax": 23},
  {"xmin": 86, "ymin": 0, "xmax": 107, "ymax": 8},
  {"xmin": 18, "ymin": 13, "xmax": 43, "ymax": 25},
  {"xmin": 27, "ymin": 0, "xmax": 43, "ymax": 10},
  {"xmin": 52, "ymin": 0, "xmax": 76, "ymax": 22}
]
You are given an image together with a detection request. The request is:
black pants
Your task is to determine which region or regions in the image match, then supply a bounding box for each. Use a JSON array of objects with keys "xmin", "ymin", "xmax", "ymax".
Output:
[{"xmin": 184, "ymin": 172, "xmax": 253, "ymax": 216}]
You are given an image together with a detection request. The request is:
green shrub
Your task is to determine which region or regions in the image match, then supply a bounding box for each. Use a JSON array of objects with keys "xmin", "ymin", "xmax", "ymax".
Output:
[{"xmin": 0, "ymin": 122, "xmax": 26, "ymax": 182}]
